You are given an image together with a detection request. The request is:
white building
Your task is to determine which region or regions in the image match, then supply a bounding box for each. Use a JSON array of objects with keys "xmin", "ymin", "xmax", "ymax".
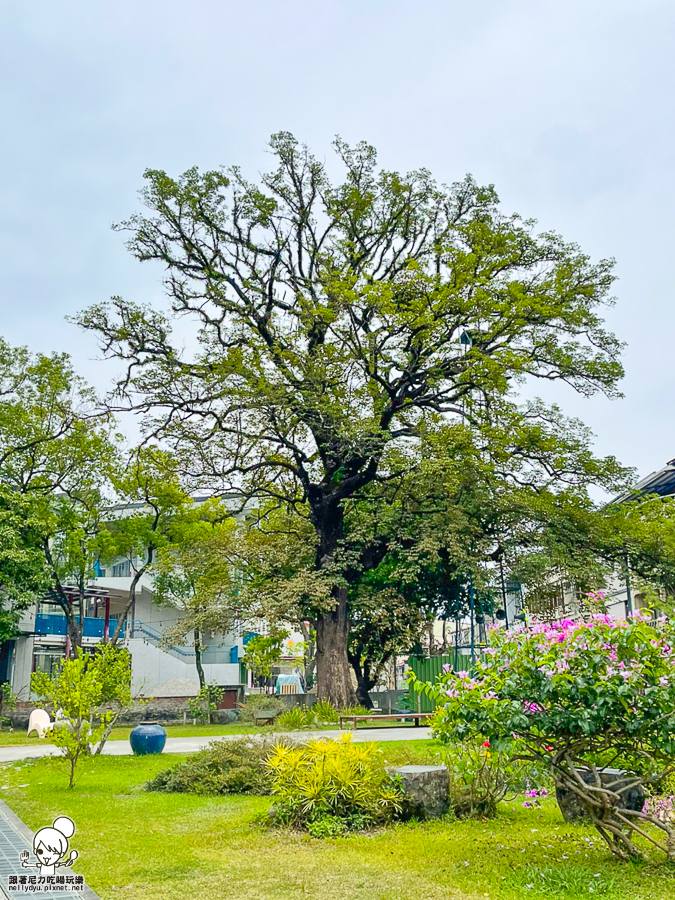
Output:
[{"xmin": 0, "ymin": 494, "xmax": 257, "ymax": 705}]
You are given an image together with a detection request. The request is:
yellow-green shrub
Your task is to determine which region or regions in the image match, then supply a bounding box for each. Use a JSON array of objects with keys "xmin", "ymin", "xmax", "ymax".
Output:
[
  {"xmin": 266, "ymin": 734, "xmax": 402, "ymax": 831},
  {"xmin": 276, "ymin": 706, "xmax": 316, "ymax": 730},
  {"xmin": 275, "ymin": 700, "xmax": 340, "ymax": 730}
]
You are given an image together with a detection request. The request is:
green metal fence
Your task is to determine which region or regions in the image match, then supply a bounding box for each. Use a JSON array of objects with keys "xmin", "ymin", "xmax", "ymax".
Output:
[{"xmin": 407, "ymin": 652, "xmax": 473, "ymax": 712}]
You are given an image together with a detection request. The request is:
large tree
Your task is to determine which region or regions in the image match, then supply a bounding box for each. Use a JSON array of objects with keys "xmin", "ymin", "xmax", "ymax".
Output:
[
  {"xmin": 221, "ymin": 412, "xmax": 633, "ymax": 706},
  {"xmin": 77, "ymin": 134, "xmax": 624, "ymax": 705}
]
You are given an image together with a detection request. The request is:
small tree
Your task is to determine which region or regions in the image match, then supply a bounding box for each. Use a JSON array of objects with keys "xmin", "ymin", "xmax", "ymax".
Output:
[
  {"xmin": 152, "ymin": 506, "xmax": 238, "ymax": 689},
  {"xmin": 100, "ymin": 446, "xmax": 198, "ymax": 646},
  {"xmin": 243, "ymin": 632, "xmax": 287, "ymax": 691},
  {"xmin": 187, "ymin": 683, "xmax": 224, "ymax": 723},
  {"xmin": 92, "ymin": 643, "xmax": 134, "ymax": 754},
  {"xmin": 411, "ymin": 612, "xmax": 675, "ymax": 860},
  {"xmin": 0, "ymin": 339, "xmax": 118, "ymax": 651},
  {"xmin": 31, "ymin": 651, "xmax": 112, "ymax": 787}
]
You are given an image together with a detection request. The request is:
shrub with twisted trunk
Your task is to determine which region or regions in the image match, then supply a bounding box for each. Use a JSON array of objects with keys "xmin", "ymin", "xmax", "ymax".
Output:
[{"xmin": 411, "ymin": 611, "xmax": 675, "ymax": 860}]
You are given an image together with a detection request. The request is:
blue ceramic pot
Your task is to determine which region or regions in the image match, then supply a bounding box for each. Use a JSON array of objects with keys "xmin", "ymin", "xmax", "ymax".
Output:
[{"xmin": 130, "ymin": 721, "xmax": 167, "ymax": 755}]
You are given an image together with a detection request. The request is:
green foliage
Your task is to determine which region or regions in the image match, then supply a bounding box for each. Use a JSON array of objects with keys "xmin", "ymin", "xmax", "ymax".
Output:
[
  {"xmin": 91, "ymin": 643, "xmax": 135, "ymax": 753},
  {"xmin": 99, "ymin": 447, "xmax": 206, "ymax": 645},
  {"xmin": 77, "ymin": 135, "xmax": 630, "ymax": 706},
  {"xmin": 305, "ymin": 815, "xmax": 349, "ymax": 838},
  {"xmin": 274, "ymin": 701, "xmax": 368, "ymax": 731},
  {"xmin": 384, "ymin": 736, "xmax": 546, "ymax": 819},
  {"xmin": 275, "ymin": 707, "xmax": 312, "ymax": 730},
  {"xmin": 266, "ymin": 735, "xmax": 403, "ymax": 832},
  {"xmin": 412, "ymin": 613, "xmax": 675, "ymax": 858},
  {"xmin": 94, "ymin": 644, "xmax": 133, "ymax": 707},
  {"xmin": 151, "ymin": 505, "xmax": 238, "ymax": 664},
  {"xmin": 243, "ymin": 632, "xmax": 287, "ymax": 682},
  {"xmin": 442, "ymin": 738, "xmax": 546, "ymax": 819},
  {"xmin": 0, "ymin": 681, "xmax": 17, "ymax": 725},
  {"xmin": 145, "ymin": 737, "xmax": 285, "ymax": 795},
  {"xmin": 237, "ymin": 694, "xmax": 287, "ymax": 724},
  {"xmin": 0, "ymin": 338, "xmax": 209, "ymax": 652},
  {"xmin": 416, "ymin": 615, "xmax": 675, "ymax": 763},
  {"xmin": 338, "ymin": 705, "xmax": 370, "ymax": 718},
  {"xmin": 187, "ymin": 684, "xmax": 224, "ymax": 723},
  {"xmin": 0, "ymin": 487, "xmax": 51, "ymax": 639},
  {"xmin": 276, "ymin": 701, "xmax": 340, "ymax": 730},
  {"xmin": 0, "ymin": 340, "xmax": 117, "ymax": 643},
  {"xmin": 312, "ymin": 700, "xmax": 339, "ymax": 723},
  {"xmin": 1, "ymin": 682, "xmax": 17, "ymax": 712},
  {"xmin": 31, "ymin": 650, "xmax": 114, "ymax": 787}
]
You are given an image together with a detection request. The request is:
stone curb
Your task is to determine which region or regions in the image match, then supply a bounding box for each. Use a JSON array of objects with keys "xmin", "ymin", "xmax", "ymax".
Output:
[{"xmin": 0, "ymin": 801, "xmax": 101, "ymax": 900}]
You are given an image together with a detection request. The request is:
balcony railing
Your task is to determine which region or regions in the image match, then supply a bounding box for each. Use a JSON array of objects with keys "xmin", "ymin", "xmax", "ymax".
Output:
[
  {"xmin": 33, "ymin": 613, "xmax": 236, "ymax": 663},
  {"xmin": 34, "ymin": 613, "xmax": 126, "ymax": 639},
  {"xmin": 128, "ymin": 619, "xmax": 237, "ymax": 664}
]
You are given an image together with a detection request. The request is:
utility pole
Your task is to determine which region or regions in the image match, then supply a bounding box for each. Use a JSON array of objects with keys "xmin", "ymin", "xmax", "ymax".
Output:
[
  {"xmin": 469, "ymin": 574, "xmax": 476, "ymax": 668},
  {"xmin": 499, "ymin": 556, "xmax": 510, "ymax": 630},
  {"xmin": 624, "ymin": 551, "xmax": 633, "ymax": 617}
]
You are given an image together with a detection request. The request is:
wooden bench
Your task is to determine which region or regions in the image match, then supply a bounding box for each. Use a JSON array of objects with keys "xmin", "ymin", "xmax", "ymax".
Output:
[
  {"xmin": 339, "ymin": 712, "xmax": 433, "ymax": 730},
  {"xmin": 253, "ymin": 709, "xmax": 281, "ymax": 726}
]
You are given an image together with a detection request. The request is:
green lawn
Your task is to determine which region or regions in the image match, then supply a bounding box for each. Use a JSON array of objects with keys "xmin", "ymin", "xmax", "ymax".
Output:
[
  {"xmin": 2, "ymin": 744, "xmax": 675, "ymax": 900},
  {"xmin": 0, "ymin": 719, "xmax": 409, "ymax": 747},
  {"xmin": 0, "ymin": 722, "xmax": 261, "ymax": 746}
]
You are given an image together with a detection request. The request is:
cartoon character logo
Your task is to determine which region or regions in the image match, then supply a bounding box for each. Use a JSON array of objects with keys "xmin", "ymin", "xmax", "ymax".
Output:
[{"xmin": 19, "ymin": 816, "xmax": 78, "ymax": 876}]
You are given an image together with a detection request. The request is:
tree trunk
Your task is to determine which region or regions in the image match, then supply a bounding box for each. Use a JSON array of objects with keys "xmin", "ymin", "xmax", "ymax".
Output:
[
  {"xmin": 94, "ymin": 709, "xmax": 120, "ymax": 756},
  {"xmin": 354, "ymin": 671, "xmax": 375, "ymax": 709},
  {"xmin": 315, "ymin": 588, "xmax": 355, "ymax": 708},
  {"xmin": 109, "ymin": 564, "xmax": 146, "ymax": 646},
  {"xmin": 50, "ymin": 586, "xmax": 81, "ymax": 655},
  {"xmin": 299, "ymin": 621, "xmax": 316, "ymax": 690},
  {"xmin": 312, "ymin": 500, "xmax": 356, "ymax": 708},
  {"xmin": 65, "ymin": 612, "xmax": 82, "ymax": 657},
  {"xmin": 348, "ymin": 646, "xmax": 375, "ymax": 709},
  {"xmin": 194, "ymin": 627, "xmax": 205, "ymax": 690}
]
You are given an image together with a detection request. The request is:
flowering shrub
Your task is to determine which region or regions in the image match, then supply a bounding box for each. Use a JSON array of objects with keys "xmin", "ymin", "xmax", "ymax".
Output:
[
  {"xmin": 643, "ymin": 793, "xmax": 675, "ymax": 824},
  {"xmin": 410, "ymin": 612, "xmax": 675, "ymax": 860},
  {"xmin": 523, "ymin": 785, "xmax": 548, "ymax": 809},
  {"xmin": 442, "ymin": 737, "xmax": 547, "ymax": 818}
]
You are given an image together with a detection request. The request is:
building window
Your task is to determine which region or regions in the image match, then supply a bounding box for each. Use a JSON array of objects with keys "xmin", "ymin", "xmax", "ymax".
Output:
[
  {"xmin": 33, "ymin": 649, "xmax": 65, "ymax": 677},
  {"xmin": 111, "ymin": 560, "xmax": 131, "ymax": 578}
]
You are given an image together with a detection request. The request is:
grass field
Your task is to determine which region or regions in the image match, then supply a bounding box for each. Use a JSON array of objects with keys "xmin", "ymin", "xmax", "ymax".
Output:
[
  {"xmin": 0, "ymin": 718, "xmax": 413, "ymax": 747},
  {"xmin": 2, "ymin": 742, "xmax": 675, "ymax": 900},
  {"xmin": 0, "ymin": 722, "xmax": 261, "ymax": 746}
]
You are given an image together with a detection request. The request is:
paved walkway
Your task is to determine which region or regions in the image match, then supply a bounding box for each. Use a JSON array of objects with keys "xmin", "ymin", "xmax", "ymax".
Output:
[
  {"xmin": 0, "ymin": 726, "xmax": 432, "ymax": 764},
  {"xmin": 0, "ymin": 802, "xmax": 99, "ymax": 899}
]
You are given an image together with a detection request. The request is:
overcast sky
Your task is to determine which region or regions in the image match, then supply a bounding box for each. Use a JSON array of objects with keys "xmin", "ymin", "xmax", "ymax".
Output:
[{"xmin": 1, "ymin": 1, "xmax": 673, "ymax": 481}]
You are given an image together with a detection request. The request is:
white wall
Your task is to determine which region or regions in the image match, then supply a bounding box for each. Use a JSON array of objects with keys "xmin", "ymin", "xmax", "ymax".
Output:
[
  {"xmin": 127, "ymin": 637, "xmax": 241, "ymax": 697},
  {"xmin": 132, "ymin": 587, "xmax": 182, "ymax": 630},
  {"xmin": 12, "ymin": 636, "xmax": 34, "ymax": 700}
]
